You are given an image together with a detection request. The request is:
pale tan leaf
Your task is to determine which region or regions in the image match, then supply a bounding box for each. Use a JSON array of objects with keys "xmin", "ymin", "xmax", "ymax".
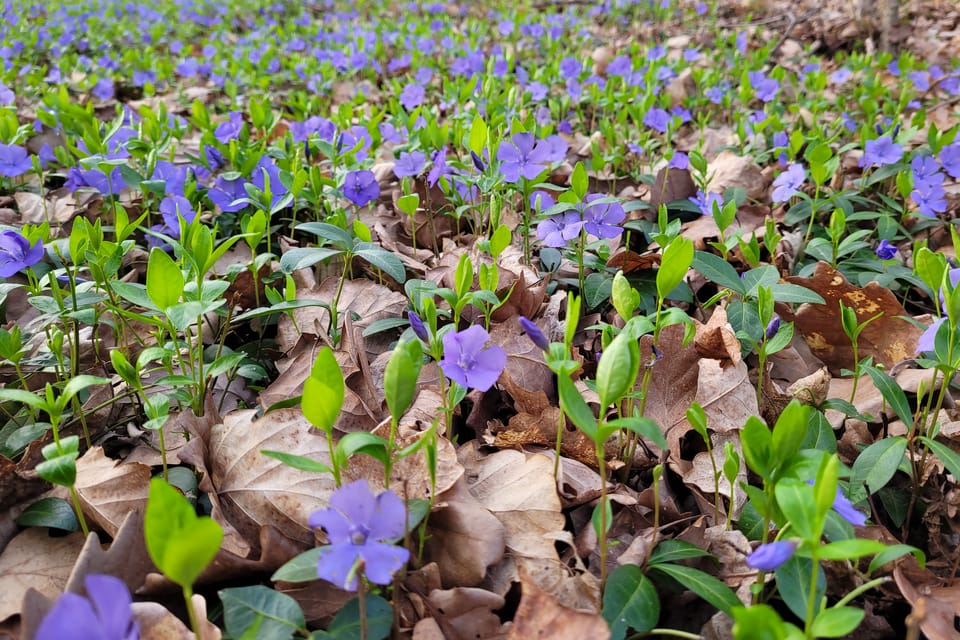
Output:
[
  {"xmin": 507, "ymin": 571, "xmax": 609, "ymax": 640},
  {"xmin": 74, "ymin": 447, "xmax": 151, "ymax": 538},
  {"xmin": 0, "ymin": 529, "xmax": 85, "ymax": 622}
]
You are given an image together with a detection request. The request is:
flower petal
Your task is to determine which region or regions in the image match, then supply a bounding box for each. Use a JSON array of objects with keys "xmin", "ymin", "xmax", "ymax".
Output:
[
  {"xmin": 36, "ymin": 594, "xmax": 102, "ymax": 640},
  {"xmin": 308, "ymin": 507, "xmax": 353, "ymax": 544},
  {"xmin": 358, "ymin": 541, "xmax": 411, "ymax": 585},
  {"xmin": 366, "ymin": 489, "xmax": 408, "ymax": 541},
  {"xmin": 316, "ymin": 543, "xmax": 362, "ymax": 591},
  {"xmin": 746, "ymin": 540, "xmax": 797, "ymax": 571},
  {"xmin": 85, "ymin": 574, "xmax": 137, "ymax": 640},
  {"xmin": 328, "ymin": 479, "xmax": 377, "ymax": 531}
]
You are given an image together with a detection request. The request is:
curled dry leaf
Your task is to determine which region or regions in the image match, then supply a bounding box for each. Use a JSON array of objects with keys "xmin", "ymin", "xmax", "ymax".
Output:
[
  {"xmin": 458, "ymin": 445, "xmax": 599, "ymax": 610},
  {"xmin": 0, "ymin": 528, "xmax": 85, "ymax": 622},
  {"xmin": 893, "ymin": 558, "xmax": 960, "ymax": 640},
  {"xmin": 421, "ymin": 478, "xmax": 506, "ymax": 589},
  {"xmin": 785, "ymin": 262, "xmax": 923, "ymax": 375},
  {"xmin": 507, "ymin": 570, "xmax": 610, "ymax": 640},
  {"xmin": 133, "ymin": 594, "xmax": 222, "ymax": 640},
  {"xmin": 706, "ymin": 150, "xmax": 768, "ymax": 201},
  {"xmin": 422, "ymin": 587, "xmax": 508, "ymax": 640}
]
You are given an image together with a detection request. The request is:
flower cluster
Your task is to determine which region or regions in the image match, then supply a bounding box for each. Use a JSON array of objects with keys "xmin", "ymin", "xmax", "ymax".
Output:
[
  {"xmin": 909, "ymin": 155, "xmax": 947, "ymax": 218},
  {"xmin": 535, "ymin": 193, "xmax": 625, "ymax": 248}
]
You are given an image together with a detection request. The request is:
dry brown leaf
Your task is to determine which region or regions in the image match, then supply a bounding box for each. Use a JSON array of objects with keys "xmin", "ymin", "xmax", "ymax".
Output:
[
  {"xmin": 649, "ymin": 166, "xmax": 697, "ymax": 214},
  {"xmin": 786, "ymin": 262, "xmax": 923, "ymax": 374},
  {"xmin": 134, "ymin": 594, "xmax": 222, "ymax": 640},
  {"xmin": 421, "ymin": 478, "xmax": 506, "ymax": 589},
  {"xmin": 274, "ymin": 581, "xmax": 352, "ymax": 627},
  {"xmin": 507, "ymin": 570, "xmax": 610, "ymax": 640},
  {"xmin": 0, "ymin": 528, "xmax": 85, "ymax": 622},
  {"xmin": 894, "ymin": 558, "xmax": 960, "ymax": 640},
  {"xmin": 706, "ymin": 151, "xmax": 767, "ymax": 200},
  {"xmin": 424, "ymin": 587, "xmax": 508, "ymax": 640},
  {"xmin": 74, "ymin": 447, "xmax": 151, "ymax": 538},
  {"xmin": 694, "ymin": 306, "xmax": 742, "ymax": 366},
  {"xmin": 458, "ymin": 446, "xmax": 599, "ymax": 610}
]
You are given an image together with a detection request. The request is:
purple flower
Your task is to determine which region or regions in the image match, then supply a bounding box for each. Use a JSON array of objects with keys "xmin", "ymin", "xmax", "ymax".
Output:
[
  {"xmin": 290, "ymin": 116, "xmax": 335, "ymax": 144},
  {"xmin": 746, "ymin": 540, "xmax": 797, "ymax": 571},
  {"xmin": 939, "ymin": 142, "xmax": 960, "ymax": 179},
  {"xmin": 399, "ymin": 83, "xmax": 425, "ymax": 111},
  {"xmin": 581, "ymin": 194, "xmax": 625, "ymax": 239},
  {"xmin": 689, "ymin": 189, "xmax": 723, "ymax": 216},
  {"xmin": 497, "ymin": 133, "xmax": 554, "ymax": 183},
  {"xmin": 875, "ymin": 239, "xmax": 897, "ymax": 260},
  {"xmin": 748, "ymin": 71, "xmax": 780, "ymax": 102},
  {"xmin": 427, "ymin": 147, "xmax": 453, "ymax": 188},
  {"xmin": 159, "ymin": 196, "xmax": 196, "ymax": 234},
  {"xmin": 36, "ymin": 574, "xmax": 138, "ymax": 640},
  {"xmin": 207, "ymin": 174, "xmax": 249, "ymax": 213},
  {"xmin": 832, "ymin": 489, "xmax": 867, "ymax": 526},
  {"xmin": 765, "ymin": 316, "xmax": 781, "ymax": 340},
  {"xmin": 439, "ymin": 324, "xmax": 507, "ymax": 391},
  {"xmin": 0, "ymin": 230, "xmax": 43, "ymax": 277},
  {"xmin": 669, "ymin": 152, "xmax": 690, "ymax": 170},
  {"xmin": 92, "ymin": 78, "xmax": 114, "ymax": 101},
  {"xmin": 916, "ymin": 317, "xmax": 945, "ymax": 354},
  {"xmin": 308, "ymin": 480, "xmax": 410, "ymax": 591},
  {"xmin": 537, "ymin": 211, "xmax": 585, "ymax": 247},
  {"xmin": 0, "ymin": 143, "xmax": 33, "ymax": 177},
  {"xmin": 912, "ymin": 181, "xmax": 947, "ymax": 218},
  {"xmin": 408, "ymin": 311, "xmax": 429, "ymax": 342},
  {"xmin": 859, "ymin": 135, "xmax": 903, "ymax": 168},
  {"xmin": 911, "ymin": 155, "xmax": 943, "ymax": 191},
  {"xmin": 519, "ymin": 317, "xmax": 549, "ymax": 351},
  {"xmin": 642, "ymin": 107, "xmax": 670, "ymax": 134},
  {"xmin": 214, "ymin": 111, "xmax": 244, "ymax": 144},
  {"xmin": 393, "ymin": 151, "xmax": 426, "ymax": 179},
  {"xmin": 151, "ymin": 161, "xmax": 187, "ymax": 197},
  {"xmin": 342, "ymin": 170, "xmax": 379, "ymax": 207},
  {"xmin": 529, "ymin": 190, "xmax": 555, "ymax": 211},
  {"xmin": 252, "ymin": 157, "xmax": 289, "ymax": 209},
  {"xmin": 771, "ymin": 163, "xmax": 806, "ymax": 203}
]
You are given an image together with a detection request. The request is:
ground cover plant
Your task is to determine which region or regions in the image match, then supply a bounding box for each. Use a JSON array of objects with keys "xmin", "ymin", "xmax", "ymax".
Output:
[{"xmin": 0, "ymin": 0, "xmax": 960, "ymax": 637}]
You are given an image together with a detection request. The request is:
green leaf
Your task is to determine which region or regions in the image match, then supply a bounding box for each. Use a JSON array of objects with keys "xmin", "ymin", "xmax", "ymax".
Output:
[
  {"xmin": 354, "ymin": 245, "xmax": 407, "ymax": 283},
  {"xmin": 583, "ymin": 272, "xmax": 613, "ymax": 310},
  {"xmin": 279, "ymin": 247, "xmax": 343, "ymax": 273},
  {"xmin": 0, "ymin": 388, "xmax": 45, "ymax": 410},
  {"xmin": 775, "ymin": 479, "xmax": 818, "ymax": 540},
  {"xmin": 571, "ymin": 161, "xmax": 589, "ymax": 200},
  {"xmin": 919, "ymin": 436, "xmax": 960, "ymax": 480},
  {"xmin": 818, "ymin": 539, "xmax": 888, "ymax": 561},
  {"xmin": 775, "ymin": 556, "xmax": 825, "ymax": 621},
  {"xmin": 740, "ymin": 416, "xmax": 772, "ymax": 479},
  {"xmin": 15, "ymin": 497, "xmax": 79, "ymax": 531},
  {"xmin": 863, "ymin": 366, "xmax": 913, "ymax": 427},
  {"xmin": 36, "ymin": 451, "xmax": 78, "ymax": 487},
  {"xmin": 657, "ymin": 237, "xmax": 693, "ymax": 301},
  {"xmin": 731, "ymin": 604, "xmax": 791, "ymax": 640},
  {"xmin": 558, "ymin": 374, "xmax": 597, "ymax": 440},
  {"xmin": 220, "ymin": 585, "xmax": 305, "ymax": 640},
  {"xmin": 648, "ymin": 540, "xmax": 711, "ymax": 565},
  {"xmin": 232, "ymin": 300, "xmax": 330, "ymax": 323},
  {"xmin": 771, "ymin": 401, "xmax": 810, "ymax": 468},
  {"xmin": 867, "ymin": 544, "xmax": 925, "ymax": 573},
  {"xmin": 692, "ymin": 251, "xmax": 745, "ymax": 294},
  {"xmin": 602, "ymin": 565, "xmax": 660, "ymax": 639},
  {"xmin": 648, "ymin": 562, "xmax": 741, "ymax": 616},
  {"xmin": 595, "ymin": 330, "xmax": 640, "ymax": 410},
  {"xmin": 384, "ymin": 339, "xmax": 423, "ymax": 421},
  {"xmin": 321, "ymin": 595, "xmax": 393, "ymax": 640},
  {"xmin": 272, "ymin": 548, "xmax": 322, "ymax": 583},
  {"xmin": 811, "ymin": 606, "xmax": 864, "ymax": 638},
  {"xmin": 604, "ymin": 417, "xmax": 667, "ymax": 449},
  {"xmin": 302, "ymin": 348, "xmax": 345, "ymax": 432},
  {"xmin": 468, "ymin": 115, "xmax": 487, "ymax": 155},
  {"xmin": 146, "ymin": 247, "xmax": 184, "ymax": 310},
  {"xmin": 145, "ymin": 478, "xmax": 223, "ymax": 589},
  {"xmin": 488, "ymin": 224, "xmax": 511, "ymax": 258},
  {"xmin": 261, "ymin": 450, "xmax": 332, "ymax": 474},
  {"xmin": 336, "ymin": 432, "xmax": 390, "ymax": 468},
  {"xmin": 295, "ymin": 222, "xmax": 353, "ymax": 247},
  {"xmin": 611, "ymin": 270, "xmax": 640, "ymax": 322},
  {"xmin": 850, "ymin": 436, "xmax": 907, "ymax": 501}
]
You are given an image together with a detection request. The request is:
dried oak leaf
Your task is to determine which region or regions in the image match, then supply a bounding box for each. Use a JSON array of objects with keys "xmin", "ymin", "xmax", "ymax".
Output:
[
  {"xmin": 415, "ymin": 587, "xmax": 507, "ymax": 640},
  {"xmin": 507, "ymin": 569, "xmax": 610, "ymax": 640},
  {"xmin": 649, "ymin": 166, "xmax": 696, "ymax": 214},
  {"xmin": 0, "ymin": 528, "xmax": 85, "ymax": 622},
  {"xmin": 421, "ymin": 478, "xmax": 505, "ymax": 589},
  {"xmin": 785, "ymin": 262, "xmax": 922, "ymax": 375},
  {"xmin": 894, "ymin": 558, "xmax": 960, "ymax": 640},
  {"xmin": 74, "ymin": 447, "xmax": 151, "ymax": 538}
]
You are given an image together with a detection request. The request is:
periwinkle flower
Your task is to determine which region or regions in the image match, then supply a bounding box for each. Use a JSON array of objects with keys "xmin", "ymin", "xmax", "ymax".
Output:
[
  {"xmin": 308, "ymin": 480, "xmax": 410, "ymax": 591},
  {"xmin": 859, "ymin": 135, "xmax": 903, "ymax": 168},
  {"xmin": 746, "ymin": 540, "xmax": 797, "ymax": 571},
  {"xmin": 519, "ymin": 316, "xmax": 549, "ymax": 352},
  {"xmin": 427, "ymin": 147, "xmax": 453, "ymax": 187},
  {"xmin": 911, "ymin": 181, "xmax": 947, "ymax": 218},
  {"xmin": 399, "ymin": 83, "xmax": 425, "ymax": 111},
  {"xmin": 439, "ymin": 324, "xmax": 506, "ymax": 391},
  {"xmin": 0, "ymin": 229, "xmax": 43, "ymax": 277},
  {"xmin": 764, "ymin": 315, "xmax": 781, "ymax": 340},
  {"xmin": 497, "ymin": 133, "xmax": 554, "ymax": 183},
  {"xmin": 207, "ymin": 174, "xmax": 249, "ymax": 213},
  {"xmin": 748, "ymin": 70, "xmax": 779, "ymax": 102},
  {"xmin": 831, "ymin": 489, "xmax": 868, "ymax": 526},
  {"xmin": 36, "ymin": 574, "xmax": 138, "ymax": 640},
  {"xmin": 875, "ymin": 239, "xmax": 897, "ymax": 260},
  {"xmin": 581, "ymin": 194, "xmax": 625, "ymax": 239},
  {"xmin": 214, "ymin": 111, "xmax": 244, "ymax": 144},
  {"xmin": 0, "ymin": 143, "xmax": 34, "ymax": 177},
  {"xmin": 916, "ymin": 268, "xmax": 960, "ymax": 354},
  {"xmin": 642, "ymin": 107, "xmax": 670, "ymax": 134},
  {"xmin": 407, "ymin": 311, "xmax": 429, "ymax": 342},
  {"xmin": 529, "ymin": 190, "xmax": 555, "ymax": 211},
  {"xmin": 771, "ymin": 163, "xmax": 806, "ymax": 203},
  {"xmin": 290, "ymin": 116, "xmax": 335, "ymax": 144},
  {"xmin": 689, "ymin": 189, "xmax": 723, "ymax": 217},
  {"xmin": 939, "ymin": 142, "xmax": 960, "ymax": 179},
  {"xmin": 393, "ymin": 151, "xmax": 426, "ymax": 179},
  {"xmin": 342, "ymin": 170, "xmax": 379, "ymax": 207},
  {"xmin": 537, "ymin": 211, "xmax": 585, "ymax": 248}
]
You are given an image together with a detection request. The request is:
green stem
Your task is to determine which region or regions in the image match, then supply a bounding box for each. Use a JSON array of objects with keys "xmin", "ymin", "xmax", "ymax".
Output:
[
  {"xmin": 834, "ymin": 576, "xmax": 891, "ymax": 608},
  {"xmin": 182, "ymin": 585, "xmax": 202, "ymax": 640},
  {"xmin": 628, "ymin": 630, "xmax": 702, "ymax": 640},
  {"xmin": 804, "ymin": 547, "xmax": 820, "ymax": 638},
  {"xmin": 357, "ymin": 579, "xmax": 368, "ymax": 640},
  {"xmin": 69, "ymin": 485, "xmax": 90, "ymax": 537},
  {"xmin": 596, "ymin": 437, "xmax": 609, "ymax": 601}
]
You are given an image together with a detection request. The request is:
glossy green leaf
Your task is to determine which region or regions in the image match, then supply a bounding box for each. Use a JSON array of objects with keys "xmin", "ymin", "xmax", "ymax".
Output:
[
  {"xmin": 850, "ymin": 436, "xmax": 907, "ymax": 501},
  {"xmin": 648, "ymin": 539, "xmax": 711, "ymax": 565},
  {"xmin": 558, "ymin": 374, "xmax": 597, "ymax": 440},
  {"xmin": 602, "ymin": 564, "xmax": 660, "ymax": 639},
  {"xmin": 595, "ymin": 329, "xmax": 640, "ymax": 410},
  {"xmin": 657, "ymin": 236, "xmax": 693, "ymax": 301},
  {"xmin": 145, "ymin": 478, "xmax": 223, "ymax": 589},
  {"xmin": 811, "ymin": 606, "xmax": 864, "ymax": 638},
  {"xmin": 302, "ymin": 348, "xmax": 345, "ymax": 432},
  {"xmin": 15, "ymin": 497, "xmax": 79, "ymax": 531},
  {"xmin": 261, "ymin": 450, "xmax": 332, "ymax": 474},
  {"xmin": 384, "ymin": 339, "xmax": 423, "ymax": 421},
  {"xmin": 220, "ymin": 586, "xmax": 303, "ymax": 640},
  {"xmin": 648, "ymin": 562, "xmax": 741, "ymax": 616},
  {"xmin": 146, "ymin": 246, "xmax": 184, "ymax": 310},
  {"xmin": 272, "ymin": 548, "xmax": 323, "ymax": 583}
]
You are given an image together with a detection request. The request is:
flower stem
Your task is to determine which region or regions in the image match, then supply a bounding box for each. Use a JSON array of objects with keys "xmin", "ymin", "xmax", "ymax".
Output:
[{"xmin": 182, "ymin": 586, "xmax": 202, "ymax": 640}]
